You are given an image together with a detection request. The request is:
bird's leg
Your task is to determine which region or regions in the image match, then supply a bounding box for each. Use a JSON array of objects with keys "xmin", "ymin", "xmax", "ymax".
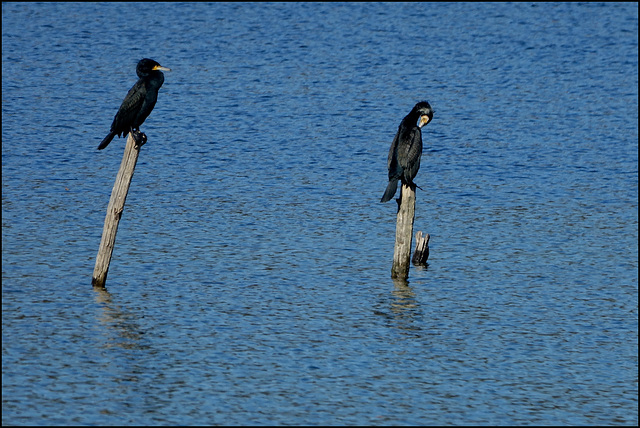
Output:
[{"xmin": 130, "ymin": 127, "xmax": 147, "ymax": 148}]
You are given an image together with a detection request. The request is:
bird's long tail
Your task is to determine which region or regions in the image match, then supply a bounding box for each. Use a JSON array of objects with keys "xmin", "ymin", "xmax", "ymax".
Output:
[
  {"xmin": 97, "ymin": 131, "xmax": 116, "ymax": 150},
  {"xmin": 380, "ymin": 179, "xmax": 398, "ymax": 203}
]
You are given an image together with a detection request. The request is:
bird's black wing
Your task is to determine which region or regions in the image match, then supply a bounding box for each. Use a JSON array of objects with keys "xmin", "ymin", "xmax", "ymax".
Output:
[
  {"xmin": 110, "ymin": 79, "xmax": 147, "ymax": 136},
  {"xmin": 397, "ymin": 126, "xmax": 422, "ymax": 184},
  {"xmin": 134, "ymin": 88, "xmax": 158, "ymax": 130}
]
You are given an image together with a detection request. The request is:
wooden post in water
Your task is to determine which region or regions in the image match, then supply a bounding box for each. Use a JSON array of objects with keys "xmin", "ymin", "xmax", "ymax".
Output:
[
  {"xmin": 391, "ymin": 183, "xmax": 416, "ymax": 279},
  {"xmin": 92, "ymin": 133, "xmax": 141, "ymax": 288}
]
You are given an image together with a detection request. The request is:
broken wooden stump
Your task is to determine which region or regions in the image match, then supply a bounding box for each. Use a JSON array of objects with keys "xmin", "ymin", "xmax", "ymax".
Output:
[{"xmin": 412, "ymin": 231, "xmax": 430, "ymax": 265}]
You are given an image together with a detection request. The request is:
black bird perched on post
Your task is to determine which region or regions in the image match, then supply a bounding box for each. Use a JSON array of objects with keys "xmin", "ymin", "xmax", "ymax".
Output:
[
  {"xmin": 98, "ymin": 58, "xmax": 171, "ymax": 150},
  {"xmin": 380, "ymin": 101, "xmax": 434, "ymax": 203}
]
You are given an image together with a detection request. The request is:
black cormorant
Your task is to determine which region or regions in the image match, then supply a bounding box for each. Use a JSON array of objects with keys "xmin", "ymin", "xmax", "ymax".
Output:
[
  {"xmin": 98, "ymin": 58, "xmax": 170, "ymax": 150},
  {"xmin": 380, "ymin": 101, "xmax": 434, "ymax": 203}
]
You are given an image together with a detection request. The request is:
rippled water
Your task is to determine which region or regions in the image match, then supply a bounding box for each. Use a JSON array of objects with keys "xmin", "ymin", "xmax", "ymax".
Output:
[{"xmin": 2, "ymin": 2, "xmax": 638, "ymax": 425}]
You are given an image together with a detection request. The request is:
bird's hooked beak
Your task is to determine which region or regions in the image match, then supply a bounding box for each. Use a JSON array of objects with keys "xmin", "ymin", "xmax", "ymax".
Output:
[
  {"xmin": 417, "ymin": 114, "xmax": 431, "ymax": 128},
  {"xmin": 153, "ymin": 65, "xmax": 171, "ymax": 72}
]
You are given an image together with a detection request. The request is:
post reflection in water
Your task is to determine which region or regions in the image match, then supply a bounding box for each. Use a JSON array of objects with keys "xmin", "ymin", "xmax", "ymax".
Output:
[
  {"xmin": 377, "ymin": 278, "xmax": 425, "ymax": 335},
  {"xmin": 92, "ymin": 287, "xmax": 147, "ymax": 351}
]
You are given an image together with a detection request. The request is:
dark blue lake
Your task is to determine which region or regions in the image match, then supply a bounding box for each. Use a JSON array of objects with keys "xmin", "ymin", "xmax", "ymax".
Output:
[{"xmin": 2, "ymin": 2, "xmax": 637, "ymax": 425}]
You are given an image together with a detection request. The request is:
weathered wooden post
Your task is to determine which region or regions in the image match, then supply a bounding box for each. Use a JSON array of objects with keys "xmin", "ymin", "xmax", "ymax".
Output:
[
  {"xmin": 391, "ymin": 183, "xmax": 416, "ymax": 279},
  {"xmin": 92, "ymin": 133, "xmax": 141, "ymax": 288}
]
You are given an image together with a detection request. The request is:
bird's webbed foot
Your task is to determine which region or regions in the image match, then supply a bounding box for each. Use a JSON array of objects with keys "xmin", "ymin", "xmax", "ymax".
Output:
[{"xmin": 131, "ymin": 129, "xmax": 147, "ymax": 148}]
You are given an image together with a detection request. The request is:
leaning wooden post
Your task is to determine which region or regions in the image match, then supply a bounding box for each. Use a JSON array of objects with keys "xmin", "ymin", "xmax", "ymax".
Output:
[
  {"xmin": 391, "ymin": 183, "xmax": 416, "ymax": 279},
  {"xmin": 92, "ymin": 133, "xmax": 141, "ymax": 288}
]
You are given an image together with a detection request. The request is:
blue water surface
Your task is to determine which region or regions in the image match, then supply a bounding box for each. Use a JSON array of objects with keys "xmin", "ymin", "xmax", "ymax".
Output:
[{"xmin": 2, "ymin": 2, "xmax": 638, "ymax": 426}]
